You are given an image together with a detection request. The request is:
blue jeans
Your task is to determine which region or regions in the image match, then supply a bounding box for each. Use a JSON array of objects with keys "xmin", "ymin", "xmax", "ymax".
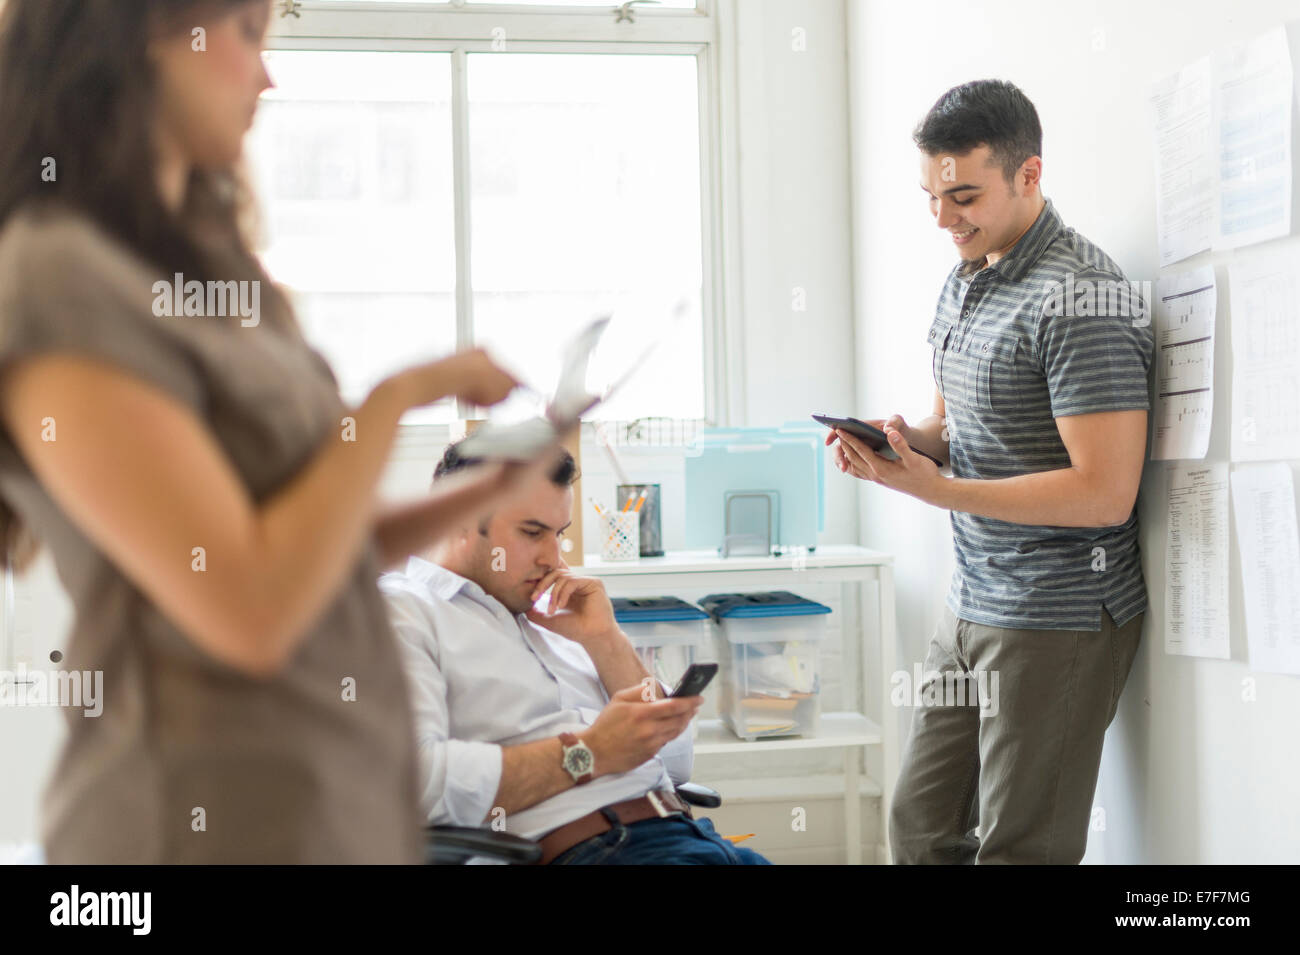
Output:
[{"xmin": 549, "ymin": 813, "xmax": 771, "ymax": 865}]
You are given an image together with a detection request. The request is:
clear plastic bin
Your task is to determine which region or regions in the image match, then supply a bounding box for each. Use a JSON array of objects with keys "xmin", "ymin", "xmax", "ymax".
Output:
[
  {"xmin": 611, "ymin": 597, "xmax": 710, "ymax": 690},
  {"xmin": 699, "ymin": 591, "xmax": 831, "ymax": 740}
]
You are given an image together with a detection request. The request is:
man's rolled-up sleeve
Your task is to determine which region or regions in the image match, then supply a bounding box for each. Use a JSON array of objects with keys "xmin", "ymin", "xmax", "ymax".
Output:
[
  {"xmin": 657, "ymin": 679, "xmax": 695, "ymax": 786},
  {"xmin": 385, "ymin": 591, "xmax": 503, "ymax": 826}
]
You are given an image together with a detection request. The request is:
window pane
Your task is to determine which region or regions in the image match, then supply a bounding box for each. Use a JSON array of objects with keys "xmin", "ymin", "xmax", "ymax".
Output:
[
  {"xmin": 469, "ymin": 53, "xmax": 705, "ymax": 420},
  {"xmin": 465, "ymin": 0, "xmax": 698, "ymax": 6},
  {"xmin": 246, "ymin": 52, "xmax": 457, "ymax": 424},
  {"xmin": 311, "ymin": 1, "xmax": 699, "ymax": 6}
]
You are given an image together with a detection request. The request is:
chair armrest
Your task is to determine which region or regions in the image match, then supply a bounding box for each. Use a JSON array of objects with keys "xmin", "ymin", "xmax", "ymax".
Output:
[
  {"xmin": 675, "ymin": 782, "xmax": 722, "ymax": 808},
  {"xmin": 426, "ymin": 825, "xmax": 543, "ymax": 865}
]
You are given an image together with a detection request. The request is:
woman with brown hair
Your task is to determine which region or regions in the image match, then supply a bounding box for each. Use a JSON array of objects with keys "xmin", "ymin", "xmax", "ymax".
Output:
[{"xmin": 0, "ymin": 0, "xmax": 551, "ymax": 862}]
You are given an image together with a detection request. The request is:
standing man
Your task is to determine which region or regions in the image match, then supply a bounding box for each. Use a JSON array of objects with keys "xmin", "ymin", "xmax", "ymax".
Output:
[{"xmin": 828, "ymin": 80, "xmax": 1153, "ymax": 863}]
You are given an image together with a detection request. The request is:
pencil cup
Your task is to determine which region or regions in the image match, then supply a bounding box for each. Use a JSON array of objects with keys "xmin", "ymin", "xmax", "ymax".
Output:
[
  {"xmin": 601, "ymin": 512, "xmax": 640, "ymax": 561},
  {"xmin": 616, "ymin": 483, "xmax": 663, "ymax": 557}
]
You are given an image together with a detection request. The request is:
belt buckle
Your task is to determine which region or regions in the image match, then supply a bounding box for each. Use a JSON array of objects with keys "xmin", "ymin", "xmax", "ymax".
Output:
[{"xmin": 645, "ymin": 790, "xmax": 673, "ymax": 818}]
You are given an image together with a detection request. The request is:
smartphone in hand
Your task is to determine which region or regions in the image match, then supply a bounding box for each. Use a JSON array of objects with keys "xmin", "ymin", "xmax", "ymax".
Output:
[{"xmin": 669, "ymin": 662, "xmax": 718, "ymax": 698}]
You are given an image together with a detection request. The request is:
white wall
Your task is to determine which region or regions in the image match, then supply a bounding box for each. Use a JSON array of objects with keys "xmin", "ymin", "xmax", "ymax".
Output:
[
  {"xmin": 0, "ymin": 552, "xmax": 73, "ymax": 846},
  {"xmin": 847, "ymin": 0, "xmax": 1300, "ymax": 863},
  {"xmin": 728, "ymin": 0, "xmax": 859, "ymax": 544}
]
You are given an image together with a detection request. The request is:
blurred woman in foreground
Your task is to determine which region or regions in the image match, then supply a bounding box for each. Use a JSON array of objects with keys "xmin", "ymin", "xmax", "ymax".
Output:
[{"xmin": 0, "ymin": 0, "xmax": 549, "ymax": 862}]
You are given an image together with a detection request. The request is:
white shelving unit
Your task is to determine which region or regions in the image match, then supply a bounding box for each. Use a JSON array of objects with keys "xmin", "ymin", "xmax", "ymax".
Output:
[{"xmin": 581, "ymin": 545, "xmax": 898, "ymax": 864}]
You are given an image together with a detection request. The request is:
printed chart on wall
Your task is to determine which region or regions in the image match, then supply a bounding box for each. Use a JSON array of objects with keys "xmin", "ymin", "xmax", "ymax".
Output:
[
  {"xmin": 1227, "ymin": 248, "xmax": 1300, "ymax": 462},
  {"xmin": 1165, "ymin": 464, "xmax": 1229, "ymax": 659},
  {"xmin": 1151, "ymin": 24, "xmax": 1294, "ymax": 265},
  {"xmin": 1150, "ymin": 267, "xmax": 1216, "ymax": 461},
  {"xmin": 1229, "ymin": 464, "xmax": 1300, "ymax": 675},
  {"xmin": 1212, "ymin": 26, "xmax": 1292, "ymax": 251},
  {"xmin": 1150, "ymin": 55, "xmax": 1213, "ymax": 266},
  {"xmin": 1152, "ymin": 22, "xmax": 1300, "ymax": 676}
]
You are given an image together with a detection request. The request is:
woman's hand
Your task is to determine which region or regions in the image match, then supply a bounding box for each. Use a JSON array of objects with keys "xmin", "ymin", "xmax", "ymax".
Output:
[{"xmin": 392, "ymin": 347, "xmax": 520, "ymax": 409}]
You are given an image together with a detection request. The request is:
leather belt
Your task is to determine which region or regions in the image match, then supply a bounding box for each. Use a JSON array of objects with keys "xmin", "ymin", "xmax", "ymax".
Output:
[{"xmin": 537, "ymin": 789, "xmax": 692, "ymax": 865}]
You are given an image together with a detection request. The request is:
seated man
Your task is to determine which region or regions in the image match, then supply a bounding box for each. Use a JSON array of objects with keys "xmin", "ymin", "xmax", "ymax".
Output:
[{"xmin": 379, "ymin": 440, "xmax": 770, "ymax": 865}]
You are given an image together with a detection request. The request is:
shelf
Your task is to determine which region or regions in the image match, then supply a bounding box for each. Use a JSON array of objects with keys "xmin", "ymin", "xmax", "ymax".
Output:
[
  {"xmin": 692, "ymin": 711, "xmax": 881, "ymax": 755},
  {"xmin": 703, "ymin": 773, "xmax": 883, "ymax": 803},
  {"xmin": 568, "ymin": 547, "xmax": 898, "ymax": 864},
  {"xmin": 579, "ymin": 544, "xmax": 893, "ymax": 576}
]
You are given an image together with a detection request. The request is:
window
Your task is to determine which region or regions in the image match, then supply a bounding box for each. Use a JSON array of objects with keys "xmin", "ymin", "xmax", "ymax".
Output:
[
  {"xmin": 468, "ymin": 53, "xmax": 703, "ymax": 421},
  {"xmin": 251, "ymin": 1, "xmax": 722, "ymax": 426},
  {"xmin": 316, "ymin": 1, "xmax": 699, "ymax": 6},
  {"xmin": 247, "ymin": 52, "xmax": 457, "ymax": 422}
]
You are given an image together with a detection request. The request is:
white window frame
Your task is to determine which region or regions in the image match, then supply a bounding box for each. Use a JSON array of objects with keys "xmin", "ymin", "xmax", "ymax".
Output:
[{"xmin": 265, "ymin": 0, "xmax": 744, "ymax": 449}]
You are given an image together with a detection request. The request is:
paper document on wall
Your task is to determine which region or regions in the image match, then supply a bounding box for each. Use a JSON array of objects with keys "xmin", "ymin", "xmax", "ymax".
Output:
[
  {"xmin": 1212, "ymin": 26, "xmax": 1293, "ymax": 250},
  {"xmin": 1229, "ymin": 463, "xmax": 1300, "ymax": 675},
  {"xmin": 1150, "ymin": 57, "xmax": 1215, "ymax": 266},
  {"xmin": 1227, "ymin": 250, "xmax": 1300, "ymax": 461},
  {"xmin": 1150, "ymin": 267, "xmax": 1217, "ymax": 461},
  {"xmin": 1165, "ymin": 464, "xmax": 1230, "ymax": 659}
]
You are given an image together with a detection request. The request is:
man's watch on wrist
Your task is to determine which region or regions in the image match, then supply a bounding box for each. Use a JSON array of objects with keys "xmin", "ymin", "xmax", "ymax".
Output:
[{"xmin": 559, "ymin": 732, "xmax": 595, "ymax": 785}]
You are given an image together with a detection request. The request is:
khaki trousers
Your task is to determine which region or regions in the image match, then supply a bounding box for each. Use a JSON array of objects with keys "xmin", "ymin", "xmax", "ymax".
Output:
[{"xmin": 889, "ymin": 603, "xmax": 1143, "ymax": 864}]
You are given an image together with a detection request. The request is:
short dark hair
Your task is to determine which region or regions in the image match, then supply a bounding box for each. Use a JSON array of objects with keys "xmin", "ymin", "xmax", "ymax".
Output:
[
  {"xmin": 433, "ymin": 440, "xmax": 580, "ymax": 488},
  {"xmin": 912, "ymin": 79, "xmax": 1042, "ymax": 184}
]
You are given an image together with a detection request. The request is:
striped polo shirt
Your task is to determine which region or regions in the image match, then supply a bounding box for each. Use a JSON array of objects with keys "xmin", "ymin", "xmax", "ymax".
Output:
[{"xmin": 929, "ymin": 197, "xmax": 1154, "ymax": 631}]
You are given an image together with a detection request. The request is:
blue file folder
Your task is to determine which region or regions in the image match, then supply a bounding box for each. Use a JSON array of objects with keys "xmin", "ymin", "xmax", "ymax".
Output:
[{"xmin": 684, "ymin": 423, "xmax": 824, "ymax": 551}]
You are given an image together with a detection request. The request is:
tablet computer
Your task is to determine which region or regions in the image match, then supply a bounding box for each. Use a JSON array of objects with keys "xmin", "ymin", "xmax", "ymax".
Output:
[{"xmin": 811, "ymin": 413, "xmax": 944, "ymax": 466}]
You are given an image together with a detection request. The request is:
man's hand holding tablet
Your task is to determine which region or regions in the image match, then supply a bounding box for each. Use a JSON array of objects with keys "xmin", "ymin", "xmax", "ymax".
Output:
[
  {"xmin": 812, "ymin": 413, "xmax": 944, "ymax": 466},
  {"xmin": 814, "ymin": 412, "xmax": 948, "ymax": 503}
]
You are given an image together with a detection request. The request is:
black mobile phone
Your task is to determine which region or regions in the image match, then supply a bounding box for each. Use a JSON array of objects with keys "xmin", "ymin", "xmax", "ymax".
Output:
[
  {"xmin": 811, "ymin": 413, "xmax": 944, "ymax": 467},
  {"xmin": 669, "ymin": 662, "xmax": 718, "ymax": 698}
]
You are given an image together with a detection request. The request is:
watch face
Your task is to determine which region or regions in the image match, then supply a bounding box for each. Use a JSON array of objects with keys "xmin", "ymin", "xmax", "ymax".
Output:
[{"xmin": 565, "ymin": 746, "xmax": 593, "ymax": 776}]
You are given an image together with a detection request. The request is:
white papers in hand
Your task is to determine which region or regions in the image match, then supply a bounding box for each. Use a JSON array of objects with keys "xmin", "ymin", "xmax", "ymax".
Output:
[{"xmin": 455, "ymin": 314, "xmax": 610, "ymax": 461}]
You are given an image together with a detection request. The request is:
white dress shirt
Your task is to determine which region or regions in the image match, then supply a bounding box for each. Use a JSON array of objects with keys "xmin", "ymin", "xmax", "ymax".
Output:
[{"xmin": 378, "ymin": 556, "xmax": 695, "ymax": 840}]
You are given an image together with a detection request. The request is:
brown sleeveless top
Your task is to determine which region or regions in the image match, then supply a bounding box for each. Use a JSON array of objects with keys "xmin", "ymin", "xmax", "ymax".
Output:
[{"xmin": 0, "ymin": 204, "xmax": 424, "ymax": 862}]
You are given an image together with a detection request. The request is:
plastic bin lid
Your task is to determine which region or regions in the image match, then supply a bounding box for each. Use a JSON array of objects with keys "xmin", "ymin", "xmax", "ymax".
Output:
[
  {"xmin": 611, "ymin": 596, "xmax": 710, "ymax": 624},
  {"xmin": 698, "ymin": 591, "xmax": 832, "ymax": 619}
]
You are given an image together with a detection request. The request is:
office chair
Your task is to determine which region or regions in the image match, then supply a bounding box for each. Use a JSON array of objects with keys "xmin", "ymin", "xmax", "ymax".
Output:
[{"xmin": 425, "ymin": 781, "xmax": 724, "ymax": 865}]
